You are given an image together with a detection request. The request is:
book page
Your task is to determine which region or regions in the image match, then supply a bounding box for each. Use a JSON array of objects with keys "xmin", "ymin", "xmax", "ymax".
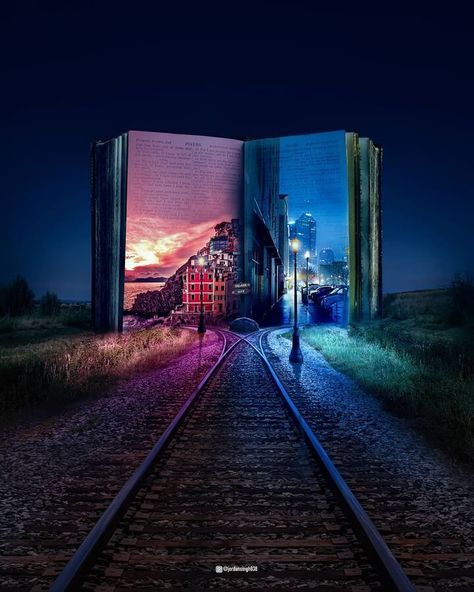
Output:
[
  {"xmin": 243, "ymin": 130, "xmax": 349, "ymax": 323},
  {"xmin": 124, "ymin": 131, "xmax": 242, "ymax": 314},
  {"xmin": 279, "ymin": 131, "xmax": 349, "ymax": 266}
]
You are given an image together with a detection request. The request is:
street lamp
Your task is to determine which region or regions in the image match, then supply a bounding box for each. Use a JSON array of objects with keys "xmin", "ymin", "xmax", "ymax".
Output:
[
  {"xmin": 289, "ymin": 238, "xmax": 303, "ymax": 363},
  {"xmin": 197, "ymin": 256, "xmax": 206, "ymax": 334}
]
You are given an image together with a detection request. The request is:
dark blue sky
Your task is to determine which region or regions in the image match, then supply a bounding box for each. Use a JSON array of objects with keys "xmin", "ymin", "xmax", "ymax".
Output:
[{"xmin": 1, "ymin": 2, "xmax": 473, "ymax": 299}]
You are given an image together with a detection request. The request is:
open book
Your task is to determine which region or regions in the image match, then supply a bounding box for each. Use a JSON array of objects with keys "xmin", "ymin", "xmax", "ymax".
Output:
[{"xmin": 91, "ymin": 130, "xmax": 382, "ymax": 331}]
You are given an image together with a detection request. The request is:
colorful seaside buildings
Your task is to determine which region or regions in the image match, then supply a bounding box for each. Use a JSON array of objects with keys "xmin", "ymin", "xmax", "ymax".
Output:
[{"xmin": 179, "ymin": 221, "xmax": 239, "ymax": 319}]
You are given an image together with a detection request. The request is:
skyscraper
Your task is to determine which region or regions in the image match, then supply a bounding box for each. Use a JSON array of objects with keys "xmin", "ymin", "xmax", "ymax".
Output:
[
  {"xmin": 290, "ymin": 212, "xmax": 317, "ymax": 268},
  {"xmin": 319, "ymin": 248, "xmax": 334, "ymax": 265}
]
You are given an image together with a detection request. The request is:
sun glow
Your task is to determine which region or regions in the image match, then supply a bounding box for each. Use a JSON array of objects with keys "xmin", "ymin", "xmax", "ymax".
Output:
[{"xmin": 125, "ymin": 235, "xmax": 181, "ymax": 271}]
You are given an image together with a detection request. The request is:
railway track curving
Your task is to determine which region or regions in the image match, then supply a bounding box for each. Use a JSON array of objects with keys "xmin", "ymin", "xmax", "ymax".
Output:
[{"xmin": 51, "ymin": 329, "xmax": 415, "ymax": 591}]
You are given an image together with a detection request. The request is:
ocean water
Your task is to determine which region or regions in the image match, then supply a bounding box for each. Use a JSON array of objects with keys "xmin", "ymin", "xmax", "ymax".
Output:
[{"xmin": 124, "ymin": 282, "xmax": 165, "ymax": 310}]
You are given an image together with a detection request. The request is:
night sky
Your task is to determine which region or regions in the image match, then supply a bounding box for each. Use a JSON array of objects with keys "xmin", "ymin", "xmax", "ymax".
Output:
[{"xmin": 1, "ymin": 3, "xmax": 473, "ymax": 300}]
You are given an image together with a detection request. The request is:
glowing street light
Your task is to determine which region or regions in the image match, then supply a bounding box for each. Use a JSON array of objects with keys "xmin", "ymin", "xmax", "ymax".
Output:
[
  {"xmin": 197, "ymin": 256, "xmax": 206, "ymax": 334},
  {"xmin": 289, "ymin": 239, "xmax": 303, "ymax": 363}
]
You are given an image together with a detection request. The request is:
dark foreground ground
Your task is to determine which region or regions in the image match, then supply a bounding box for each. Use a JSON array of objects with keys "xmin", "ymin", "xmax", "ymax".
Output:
[{"xmin": 0, "ymin": 327, "xmax": 472, "ymax": 590}]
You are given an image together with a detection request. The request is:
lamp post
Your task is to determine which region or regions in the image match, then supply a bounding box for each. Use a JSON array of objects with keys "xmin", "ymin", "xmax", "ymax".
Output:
[
  {"xmin": 289, "ymin": 239, "xmax": 303, "ymax": 363},
  {"xmin": 197, "ymin": 256, "xmax": 206, "ymax": 334},
  {"xmin": 304, "ymin": 250, "xmax": 310, "ymax": 304}
]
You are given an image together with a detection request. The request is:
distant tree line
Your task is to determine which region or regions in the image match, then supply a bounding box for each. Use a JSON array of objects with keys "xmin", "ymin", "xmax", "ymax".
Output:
[{"xmin": 0, "ymin": 276, "xmax": 60, "ymax": 317}]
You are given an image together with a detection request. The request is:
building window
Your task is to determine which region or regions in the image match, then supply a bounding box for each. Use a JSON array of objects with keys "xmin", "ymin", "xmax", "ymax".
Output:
[
  {"xmin": 191, "ymin": 294, "xmax": 195, "ymax": 300},
  {"xmin": 209, "ymin": 295, "xmax": 212, "ymax": 301},
  {"xmin": 191, "ymin": 284, "xmax": 194, "ymax": 290},
  {"xmin": 191, "ymin": 274, "xmax": 194, "ymax": 280},
  {"xmin": 208, "ymin": 284, "xmax": 212, "ymax": 290}
]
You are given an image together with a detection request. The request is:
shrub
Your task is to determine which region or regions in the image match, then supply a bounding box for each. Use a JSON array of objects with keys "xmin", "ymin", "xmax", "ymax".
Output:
[
  {"xmin": 40, "ymin": 291, "xmax": 60, "ymax": 316},
  {"xmin": 60, "ymin": 304, "xmax": 91, "ymax": 328},
  {"xmin": 0, "ymin": 277, "xmax": 34, "ymax": 316}
]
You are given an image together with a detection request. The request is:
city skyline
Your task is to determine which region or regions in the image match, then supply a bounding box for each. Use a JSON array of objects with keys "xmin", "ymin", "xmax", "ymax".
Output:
[
  {"xmin": 281, "ymin": 132, "xmax": 349, "ymax": 265},
  {"xmin": 288, "ymin": 212, "xmax": 317, "ymax": 269}
]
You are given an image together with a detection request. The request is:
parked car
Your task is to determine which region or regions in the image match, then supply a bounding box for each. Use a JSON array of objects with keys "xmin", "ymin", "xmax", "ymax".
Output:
[
  {"xmin": 308, "ymin": 283, "xmax": 320, "ymax": 296},
  {"xmin": 310, "ymin": 285, "xmax": 333, "ymax": 304},
  {"xmin": 320, "ymin": 286, "xmax": 348, "ymax": 321}
]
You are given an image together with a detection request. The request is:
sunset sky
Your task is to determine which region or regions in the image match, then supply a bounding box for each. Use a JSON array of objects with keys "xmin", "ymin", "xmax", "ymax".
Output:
[{"xmin": 125, "ymin": 217, "xmax": 228, "ymax": 280}]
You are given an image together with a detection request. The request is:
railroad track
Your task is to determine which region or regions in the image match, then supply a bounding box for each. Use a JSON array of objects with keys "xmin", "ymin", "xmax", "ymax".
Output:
[{"xmin": 51, "ymin": 329, "xmax": 415, "ymax": 591}]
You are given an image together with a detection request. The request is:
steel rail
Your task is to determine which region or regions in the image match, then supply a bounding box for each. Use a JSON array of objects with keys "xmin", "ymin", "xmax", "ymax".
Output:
[
  {"xmin": 51, "ymin": 328, "xmax": 252, "ymax": 592},
  {"xmin": 240, "ymin": 329, "xmax": 415, "ymax": 592},
  {"xmin": 51, "ymin": 325, "xmax": 414, "ymax": 592}
]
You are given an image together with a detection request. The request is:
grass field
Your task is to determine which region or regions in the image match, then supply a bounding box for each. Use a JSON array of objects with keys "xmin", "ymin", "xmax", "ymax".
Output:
[
  {"xmin": 2, "ymin": 288, "xmax": 473, "ymax": 459},
  {"xmin": 0, "ymin": 306, "xmax": 197, "ymax": 413},
  {"xmin": 297, "ymin": 288, "xmax": 474, "ymax": 461}
]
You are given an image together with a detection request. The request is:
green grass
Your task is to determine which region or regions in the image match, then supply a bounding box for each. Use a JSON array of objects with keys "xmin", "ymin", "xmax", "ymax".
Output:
[
  {"xmin": 0, "ymin": 322, "xmax": 197, "ymax": 413},
  {"xmin": 291, "ymin": 290, "xmax": 474, "ymax": 461}
]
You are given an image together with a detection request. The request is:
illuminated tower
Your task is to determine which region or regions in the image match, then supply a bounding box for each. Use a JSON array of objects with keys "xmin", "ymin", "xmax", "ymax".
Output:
[{"xmin": 292, "ymin": 212, "xmax": 317, "ymax": 268}]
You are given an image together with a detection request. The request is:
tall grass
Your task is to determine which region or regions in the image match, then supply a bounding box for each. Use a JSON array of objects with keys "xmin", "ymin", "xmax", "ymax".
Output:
[
  {"xmin": 301, "ymin": 327, "xmax": 420, "ymax": 405},
  {"xmin": 297, "ymin": 324, "xmax": 474, "ymax": 460},
  {"xmin": 0, "ymin": 327, "xmax": 197, "ymax": 412},
  {"xmin": 383, "ymin": 289, "xmax": 451, "ymax": 320}
]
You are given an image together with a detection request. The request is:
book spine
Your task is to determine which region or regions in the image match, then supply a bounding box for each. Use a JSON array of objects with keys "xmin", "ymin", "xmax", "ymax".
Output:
[
  {"xmin": 91, "ymin": 133, "xmax": 128, "ymax": 332},
  {"xmin": 346, "ymin": 132, "xmax": 361, "ymax": 323},
  {"xmin": 369, "ymin": 144, "xmax": 383, "ymax": 319}
]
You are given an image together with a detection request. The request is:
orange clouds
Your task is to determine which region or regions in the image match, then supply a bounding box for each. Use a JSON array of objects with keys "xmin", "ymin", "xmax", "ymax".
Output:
[{"xmin": 125, "ymin": 217, "xmax": 225, "ymax": 279}]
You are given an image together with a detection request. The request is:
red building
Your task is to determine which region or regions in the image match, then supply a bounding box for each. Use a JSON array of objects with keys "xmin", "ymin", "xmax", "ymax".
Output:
[
  {"xmin": 181, "ymin": 254, "xmax": 238, "ymax": 318},
  {"xmin": 182, "ymin": 257, "xmax": 214, "ymax": 314},
  {"xmin": 179, "ymin": 221, "xmax": 239, "ymax": 319}
]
